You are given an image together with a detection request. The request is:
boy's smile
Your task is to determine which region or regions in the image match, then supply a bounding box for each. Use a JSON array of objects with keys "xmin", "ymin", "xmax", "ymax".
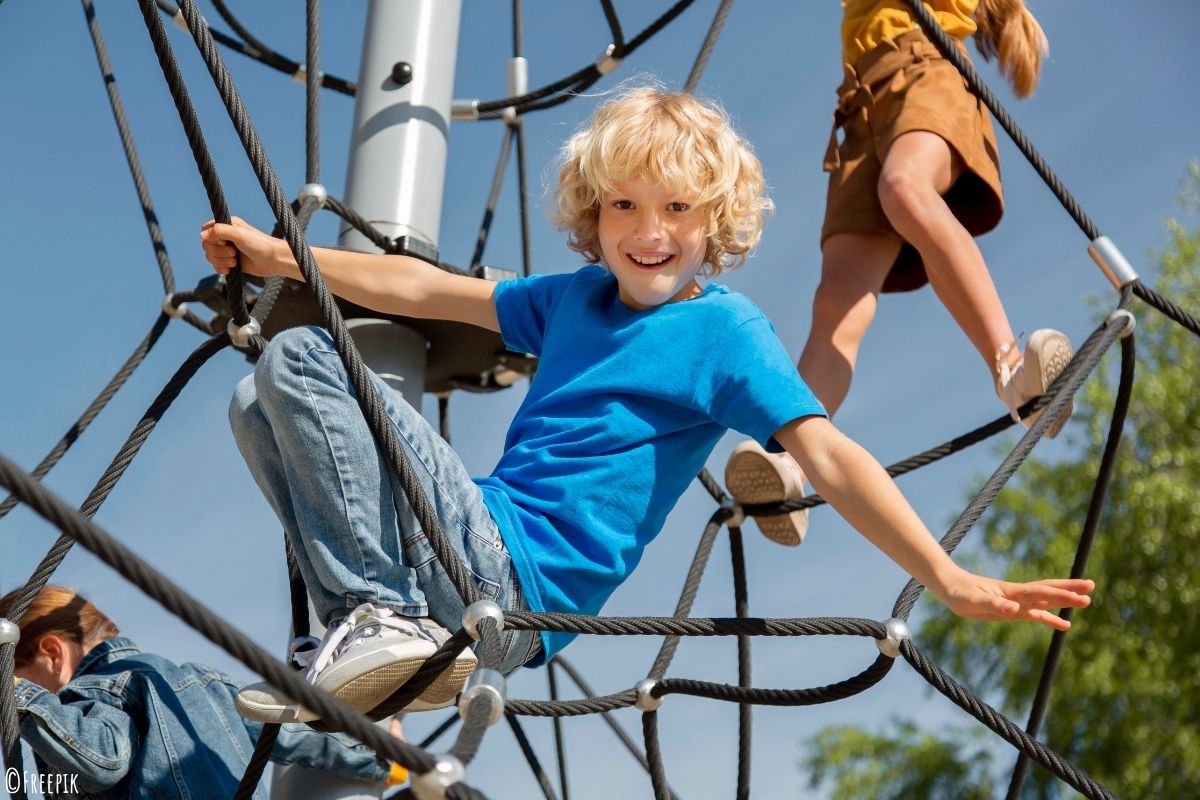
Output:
[{"xmin": 598, "ymin": 179, "xmax": 707, "ymax": 310}]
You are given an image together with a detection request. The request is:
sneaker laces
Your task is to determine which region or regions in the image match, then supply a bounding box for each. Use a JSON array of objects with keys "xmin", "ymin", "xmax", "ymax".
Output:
[{"xmin": 301, "ymin": 603, "xmax": 435, "ymax": 683}]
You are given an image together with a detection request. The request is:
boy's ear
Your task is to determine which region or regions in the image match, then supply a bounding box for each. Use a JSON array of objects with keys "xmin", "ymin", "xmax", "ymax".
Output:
[{"xmin": 37, "ymin": 634, "xmax": 65, "ymax": 662}]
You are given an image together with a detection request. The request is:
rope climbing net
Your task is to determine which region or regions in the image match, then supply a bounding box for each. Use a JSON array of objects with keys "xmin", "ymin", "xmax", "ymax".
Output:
[{"xmin": 2, "ymin": 2, "xmax": 1198, "ymax": 798}]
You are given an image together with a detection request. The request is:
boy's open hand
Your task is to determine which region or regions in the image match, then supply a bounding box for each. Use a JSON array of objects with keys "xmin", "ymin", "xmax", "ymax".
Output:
[
  {"xmin": 934, "ymin": 570, "xmax": 1094, "ymax": 631},
  {"xmin": 200, "ymin": 217, "xmax": 285, "ymax": 278}
]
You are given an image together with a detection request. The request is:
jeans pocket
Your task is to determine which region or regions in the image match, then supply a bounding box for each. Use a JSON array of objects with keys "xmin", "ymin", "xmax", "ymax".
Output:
[{"xmin": 404, "ymin": 529, "xmax": 502, "ymax": 603}]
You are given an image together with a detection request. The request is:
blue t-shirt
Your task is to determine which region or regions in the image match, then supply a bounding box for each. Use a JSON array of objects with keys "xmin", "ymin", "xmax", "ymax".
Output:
[{"xmin": 475, "ymin": 266, "xmax": 826, "ymax": 663}]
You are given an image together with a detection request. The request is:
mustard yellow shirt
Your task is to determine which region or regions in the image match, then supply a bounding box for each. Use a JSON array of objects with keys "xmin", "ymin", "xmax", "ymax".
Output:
[{"xmin": 842, "ymin": 0, "xmax": 977, "ymax": 65}]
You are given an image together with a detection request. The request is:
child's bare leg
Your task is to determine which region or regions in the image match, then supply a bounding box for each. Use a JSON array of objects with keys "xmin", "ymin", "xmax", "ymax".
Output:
[
  {"xmin": 876, "ymin": 130, "xmax": 1016, "ymax": 379},
  {"xmin": 797, "ymin": 232, "xmax": 900, "ymax": 417}
]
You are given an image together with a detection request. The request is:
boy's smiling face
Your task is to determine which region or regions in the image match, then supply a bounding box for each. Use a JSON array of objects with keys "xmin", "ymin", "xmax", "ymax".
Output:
[{"xmin": 598, "ymin": 178, "xmax": 708, "ymax": 310}]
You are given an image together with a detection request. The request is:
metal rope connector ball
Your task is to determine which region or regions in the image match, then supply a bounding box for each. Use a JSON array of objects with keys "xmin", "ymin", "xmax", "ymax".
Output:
[
  {"xmin": 876, "ymin": 617, "xmax": 911, "ymax": 658},
  {"xmin": 1106, "ymin": 308, "xmax": 1136, "ymax": 339},
  {"xmin": 162, "ymin": 293, "xmax": 190, "ymax": 320},
  {"xmin": 298, "ymin": 182, "xmax": 328, "ymax": 209},
  {"xmin": 634, "ymin": 678, "xmax": 662, "ymax": 711},
  {"xmin": 459, "ymin": 668, "xmax": 506, "ymax": 726},
  {"xmin": 719, "ymin": 498, "xmax": 745, "ymax": 529},
  {"xmin": 0, "ymin": 618, "xmax": 19, "ymax": 646},
  {"xmin": 461, "ymin": 599, "xmax": 504, "ymax": 641},
  {"xmin": 410, "ymin": 754, "xmax": 465, "ymax": 800},
  {"xmin": 226, "ymin": 317, "xmax": 262, "ymax": 348}
]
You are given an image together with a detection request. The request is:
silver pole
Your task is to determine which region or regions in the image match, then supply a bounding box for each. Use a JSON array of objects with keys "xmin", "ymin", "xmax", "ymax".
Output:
[{"xmin": 273, "ymin": 2, "xmax": 462, "ymax": 796}]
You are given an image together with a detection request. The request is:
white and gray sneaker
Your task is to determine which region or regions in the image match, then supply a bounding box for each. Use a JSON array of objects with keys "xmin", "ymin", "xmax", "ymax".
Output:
[{"xmin": 235, "ymin": 603, "xmax": 477, "ymax": 723}]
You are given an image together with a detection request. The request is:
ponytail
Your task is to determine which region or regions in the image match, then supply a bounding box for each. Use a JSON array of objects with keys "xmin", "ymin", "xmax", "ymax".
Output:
[
  {"xmin": 972, "ymin": 0, "xmax": 1048, "ymax": 98},
  {"xmin": 0, "ymin": 585, "xmax": 119, "ymax": 667}
]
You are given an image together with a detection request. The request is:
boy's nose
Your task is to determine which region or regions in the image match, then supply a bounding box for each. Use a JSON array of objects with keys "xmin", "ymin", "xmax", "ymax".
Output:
[{"xmin": 633, "ymin": 210, "xmax": 664, "ymax": 241}]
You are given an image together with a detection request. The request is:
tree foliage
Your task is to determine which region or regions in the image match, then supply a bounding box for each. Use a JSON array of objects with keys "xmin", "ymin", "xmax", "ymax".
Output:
[{"xmin": 804, "ymin": 165, "xmax": 1200, "ymax": 798}]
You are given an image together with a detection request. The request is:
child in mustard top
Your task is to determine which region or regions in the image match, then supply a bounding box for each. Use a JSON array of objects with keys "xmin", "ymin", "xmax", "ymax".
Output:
[{"xmin": 727, "ymin": 0, "xmax": 1073, "ymax": 545}]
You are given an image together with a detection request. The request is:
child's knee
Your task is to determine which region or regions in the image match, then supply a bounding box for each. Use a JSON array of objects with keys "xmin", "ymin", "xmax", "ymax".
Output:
[
  {"xmin": 255, "ymin": 325, "xmax": 334, "ymax": 385},
  {"xmin": 228, "ymin": 373, "xmax": 258, "ymax": 434}
]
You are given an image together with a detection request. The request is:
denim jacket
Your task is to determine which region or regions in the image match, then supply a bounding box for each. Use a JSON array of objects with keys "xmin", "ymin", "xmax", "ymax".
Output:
[{"xmin": 14, "ymin": 638, "xmax": 389, "ymax": 798}]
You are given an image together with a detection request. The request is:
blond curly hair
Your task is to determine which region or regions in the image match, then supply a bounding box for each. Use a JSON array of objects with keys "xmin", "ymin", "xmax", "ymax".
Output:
[{"xmin": 551, "ymin": 84, "xmax": 772, "ymax": 275}]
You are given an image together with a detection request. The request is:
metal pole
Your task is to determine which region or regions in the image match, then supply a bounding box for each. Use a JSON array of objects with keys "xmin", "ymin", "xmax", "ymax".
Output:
[{"xmin": 273, "ymin": 3, "xmax": 462, "ymax": 797}]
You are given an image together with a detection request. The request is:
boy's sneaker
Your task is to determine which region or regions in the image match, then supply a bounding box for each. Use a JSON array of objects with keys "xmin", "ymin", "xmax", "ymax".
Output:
[
  {"xmin": 723, "ymin": 440, "xmax": 809, "ymax": 546},
  {"xmin": 995, "ymin": 329, "xmax": 1074, "ymax": 439},
  {"xmin": 235, "ymin": 603, "xmax": 477, "ymax": 723}
]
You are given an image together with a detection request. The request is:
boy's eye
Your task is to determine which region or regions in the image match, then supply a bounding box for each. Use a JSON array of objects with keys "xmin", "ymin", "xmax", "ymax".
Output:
[
  {"xmin": 611, "ymin": 199, "xmax": 633, "ymax": 210},
  {"xmin": 667, "ymin": 201, "xmax": 691, "ymax": 212}
]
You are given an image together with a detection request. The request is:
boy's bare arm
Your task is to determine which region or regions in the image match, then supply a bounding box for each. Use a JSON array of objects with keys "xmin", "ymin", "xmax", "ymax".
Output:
[
  {"xmin": 772, "ymin": 415, "xmax": 1093, "ymax": 630},
  {"xmin": 200, "ymin": 217, "xmax": 500, "ymax": 332}
]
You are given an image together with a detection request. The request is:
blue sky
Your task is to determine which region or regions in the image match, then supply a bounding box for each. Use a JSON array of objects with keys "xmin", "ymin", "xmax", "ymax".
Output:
[{"xmin": 1, "ymin": 1, "xmax": 1197, "ymax": 797}]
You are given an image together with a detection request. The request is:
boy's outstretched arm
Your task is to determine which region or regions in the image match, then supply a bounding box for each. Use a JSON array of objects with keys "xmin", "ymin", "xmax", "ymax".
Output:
[
  {"xmin": 774, "ymin": 416, "xmax": 1094, "ymax": 630},
  {"xmin": 200, "ymin": 217, "xmax": 499, "ymax": 331}
]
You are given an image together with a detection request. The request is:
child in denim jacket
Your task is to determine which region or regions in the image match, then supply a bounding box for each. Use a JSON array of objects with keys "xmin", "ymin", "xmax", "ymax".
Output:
[
  {"xmin": 5, "ymin": 586, "xmax": 407, "ymax": 798},
  {"xmin": 201, "ymin": 84, "xmax": 1094, "ymax": 726}
]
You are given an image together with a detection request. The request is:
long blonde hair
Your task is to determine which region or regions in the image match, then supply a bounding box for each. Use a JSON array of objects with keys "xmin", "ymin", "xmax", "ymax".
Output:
[
  {"xmin": 973, "ymin": 0, "xmax": 1048, "ymax": 98},
  {"xmin": 0, "ymin": 585, "xmax": 119, "ymax": 667}
]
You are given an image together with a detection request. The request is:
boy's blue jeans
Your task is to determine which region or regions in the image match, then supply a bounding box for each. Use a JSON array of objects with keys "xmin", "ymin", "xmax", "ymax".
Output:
[{"xmin": 229, "ymin": 326, "xmax": 540, "ymax": 672}]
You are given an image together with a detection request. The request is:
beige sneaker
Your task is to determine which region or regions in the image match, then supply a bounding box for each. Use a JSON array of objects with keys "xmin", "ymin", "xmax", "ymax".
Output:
[
  {"xmin": 995, "ymin": 329, "xmax": 1074, "ymax": 439},
  {"xmin": 724, "ymin": 440, "xmax": 809, "ymax": 546}
]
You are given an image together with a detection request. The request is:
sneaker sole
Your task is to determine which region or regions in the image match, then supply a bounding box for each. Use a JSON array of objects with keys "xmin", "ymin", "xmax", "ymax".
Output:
[
  {"xmin": 725, "ymin": 449, "xmax": 808, "ymax": 546},
  {"xmin": 1024, "ymin": 330, "xmax": 1074, "ymax": 439},
  {"xmin": 236, "ymin": 693, "xmax": 319, "ymax": 724},
  {"xmin": 414, "ymin": 657, "xmax": 478, "ymax": 707},
  {"xmin": 325, "ymin": 655, "xmax": 430, "ymax": 715}
]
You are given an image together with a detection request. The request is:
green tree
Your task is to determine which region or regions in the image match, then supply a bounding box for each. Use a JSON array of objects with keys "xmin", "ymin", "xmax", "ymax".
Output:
[{"xmin": 804, "ymin": 166, "xmax": 1200, "ymax": 799}]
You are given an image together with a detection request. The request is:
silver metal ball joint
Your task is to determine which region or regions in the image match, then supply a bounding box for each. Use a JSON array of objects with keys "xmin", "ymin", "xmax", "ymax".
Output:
[
  {"xmin": 461, "ymin": 599, "xmax": 504, "ymax": 642},
  {"xmin": 876, "ymin": 618, "xmax": 911, "ymax": 658},
  {"xmin": 634, "ymin": 678, "xmax": 662, "ymax": 711},
  {"xmin": 1106, "ymin": 308, "xmax": 1136, "ymax": 338},
  {"xmin": 458, "ymin": 668, "xmax": 506, "ymax": 726},
  {"xmin": 720, "ymin": 499, "xmax": 745, "ymax": 529},
  {"xmin": 0, "ymin": 618, "xmax": 19, "ymax": 646},
  {"xmin": 162, "ymin": 294, "xmax": 189, "ymax": 320},
  {"xmin": 298, "ymin": 182, "xmax": 328, "ymax": 209},
  {"xmin": 226, "ymin": 317, "xmax": 262, "ymax": 348},
  {"xmin": 410, "ymin": 754, "xmax": 465, "ymax": 800}
]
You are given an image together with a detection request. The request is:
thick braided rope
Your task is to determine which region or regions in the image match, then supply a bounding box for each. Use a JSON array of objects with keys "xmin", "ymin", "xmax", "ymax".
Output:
[
  {"xmin": 504, "ymin": 713, "xmax": 558, "ymax": 800},
  {"xmin": 153, "ymin": 0, "xmax": 356, "ymax": 95},
  {"xmin": 648, "ymin": 512, "xmax": 725, "ymax": 678},
  {"xmin": 0, "ymin": 313, "xmax": 170, "ymax": 522},
  {"xmin": 598, "ymin": 0, "xmax": 625, "ymax": 51},
  {"xmin": 507, "ymin": 612, "xmax": 886, "ymax": 638},
  {"xmin": 1006, "ymin": 331, "xmax": 1136, "ymax": 799},
  {"xmin": 545, "ymin": 663, "xmax": 570, "ymax": 799},
  {"xmin": 901, "ymin": 0, "xmax": 1200, "ymax": 339},
  {"xmin": 304, "ymin": 0, "xmax": 320, "ymax": 185},
  {"xmin": 551, "ymin": 657, "xmax": 676, "ymax": 797},
  {"xmin": 470, "ymin": 126, "xmax": 515, "ymax": 269},
  {"xmin": 513, "ymin": 120, "xmax": 533, "ymax": 276},
  {"xmin": 683, "ymin": 0, "xmax": 735, "ymax": 94},
  {"xmin": 893, "ymin": 304, "xmax": 1130, "ymax": 619},
  {"xmin": 0, "ymin": 454, "xmax": 435, "ymax": 772},
  {"xmin": 902, "ymin": 641, "xmax": 1118, "ymax": 800},
  {"xmin": 475, "ymin": 0, "xmax": 698, "ymax": 115},
  {"xmin": 728, "ymin": 525, "xmax": 752, "ymax": 799},
  {"xmin": 136, "ymin": 1, "xmax": 252, "ymax": 327},
  {"xmin": 656, "ymin": 658, "xmax": 897, "ymax": 707},
  {"xmin": 81, "ymin": 0, "xmax": 175, "ymax": 294},
  {"xmin": 149, "ymin": 0, "xmax": 482, "ymax": 605},
  {"xmin": 232, "ymin": 721, "xmax": 281, "ymax": 800},
  {"xmin": 643, "ymin": 710, "xmax": 671, "ymax": 800}
]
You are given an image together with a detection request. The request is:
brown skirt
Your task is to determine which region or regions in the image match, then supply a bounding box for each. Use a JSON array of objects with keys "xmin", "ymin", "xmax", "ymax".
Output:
[{"xmin": 821, "ymin": 28, "xmax": 1004, "ymax": 293}]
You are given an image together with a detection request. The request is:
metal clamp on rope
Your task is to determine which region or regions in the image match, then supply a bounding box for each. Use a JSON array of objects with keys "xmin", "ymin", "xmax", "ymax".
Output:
[
  {"xmin": 452, "ymin": 99, "xmax": 480, "ymax": 121},
  {"xmin": 595, "ymin": 44, "xmax": 622, "ymax": 75},
  {"xmin": 719, "ymin": 498, "xmax": 745, "ymax": 529},
  {"xmin": 876, "ymin": 618, "xmax": 911, "ymax": 658},
  {"xmin": 503, "ymin": 56, "xmax": 528, "ymax": 125},
  {"xmin": 0, "ymin": 618, "xmax": 19, "ymax": 646},
  {"xmin": 458, "ymin": 668, "xmax": 506, "ymax": 726},
  {"xmin": 227, "ymin": 317, "xmax": 262, "ymax": 348},
  {"xmin": 1106, "ymin": 308, "xmax": 1136, "ymax": 338},
  {"xmin": 410, "ymin": 754, "xmax": 465, "ymax": 800},
  {"xmin": 298, "ymin": 182, "xmax": 328, "ymax": 209},
  {"xmin": 1088, "ymin": 236, "xmax": 1139, "ymax": 290},
  {"xmin": 634, "ymin": 678, "xmax": 662, "ymax": 711},
  {"xmin": 462, "ymin": 599, "xmax": 504, "ymax": 641},
  {"xmin": 162, "ymin": 293, "xmax": 190, "ymax": 320},
  {"xmin": 291, "ymin": 64, "xmax": 324, "ymax": 86}
]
